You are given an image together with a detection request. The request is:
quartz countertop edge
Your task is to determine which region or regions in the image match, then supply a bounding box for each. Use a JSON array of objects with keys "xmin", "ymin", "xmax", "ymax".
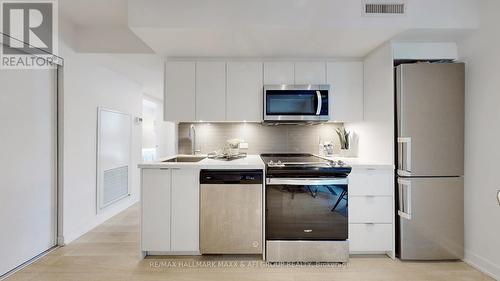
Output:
[
  {"xmin": 138, "ymin": 154, "xmax": 265, "ymax": 169},
  {"xmin": 314, "ymin": 155, "xmax": 395, "ymax": 170}
]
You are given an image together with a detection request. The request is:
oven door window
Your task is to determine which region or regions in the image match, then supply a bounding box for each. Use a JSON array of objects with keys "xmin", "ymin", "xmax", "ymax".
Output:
[
  {"xmin": 266, "ymin": 184, "xmax": 348, "ymax": 240},
  {"xmin": 266, "ymin": 90, "xmax": 328, "ymax": 116}
]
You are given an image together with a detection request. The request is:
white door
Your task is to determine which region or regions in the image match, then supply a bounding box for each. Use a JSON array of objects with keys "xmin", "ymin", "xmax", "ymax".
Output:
[{"xmin": 0, "ymin": 68, "xmax": 57, "ymax": 275}]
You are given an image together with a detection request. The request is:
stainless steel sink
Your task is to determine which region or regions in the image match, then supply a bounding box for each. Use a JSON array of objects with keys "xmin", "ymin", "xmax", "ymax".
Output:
[{"xmin": 163, "ymin": 156, "xmax": 205, "ymax": 163}]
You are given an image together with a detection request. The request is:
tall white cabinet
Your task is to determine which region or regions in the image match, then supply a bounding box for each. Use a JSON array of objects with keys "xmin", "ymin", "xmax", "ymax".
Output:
[
  {"xmin": 327, "ymin": 61, "xmax": 364, "ymax": 122},
  {"xmin": 226, "ymin": 62, "xmax": 263, "ymax": 121}
]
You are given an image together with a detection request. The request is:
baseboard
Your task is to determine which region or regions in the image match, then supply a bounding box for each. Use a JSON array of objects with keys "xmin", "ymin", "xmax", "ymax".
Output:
[{"xmin": 464, "ymin": 250, "xmax": 500, "ymax": 280}]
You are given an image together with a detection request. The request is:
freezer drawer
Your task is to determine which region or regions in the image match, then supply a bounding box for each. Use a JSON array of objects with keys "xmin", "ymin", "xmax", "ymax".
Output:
[{"xmin": 397, "ymin": 177, "xmax": 464, "ymax": 260}]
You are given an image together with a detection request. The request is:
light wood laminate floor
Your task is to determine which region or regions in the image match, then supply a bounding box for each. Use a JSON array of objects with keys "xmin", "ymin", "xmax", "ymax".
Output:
[{"xmin": 5, "ymin": 204, "xmax": 493, "ymax": 281}]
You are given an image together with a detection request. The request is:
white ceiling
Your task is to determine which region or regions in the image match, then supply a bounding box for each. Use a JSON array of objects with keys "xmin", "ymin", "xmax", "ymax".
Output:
[
  {"xmin": 59, "ymin": 0, "xmax": 479, "ymax": 58},
  {"xmin": 59, "ymin": 0, "xmax": 153, "ymax": 53},
  {"xmin": 127, "ymin": 0, "xmax": 479, "ymax": 58},
  {"xmin": 130, "ymin": 27, "xmax": 404, "ymax": 58}
]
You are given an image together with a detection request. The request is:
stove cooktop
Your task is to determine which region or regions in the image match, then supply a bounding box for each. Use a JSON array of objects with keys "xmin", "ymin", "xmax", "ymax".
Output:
[{"xmin": 260, "ymin": 153, "xmax": 351, "ymax": 178}]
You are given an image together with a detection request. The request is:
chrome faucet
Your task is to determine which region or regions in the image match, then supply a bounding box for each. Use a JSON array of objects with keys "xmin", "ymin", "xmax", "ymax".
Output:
[{"xmin": 188, "ymin": 124, "xmax": 200, "ymax": 155}]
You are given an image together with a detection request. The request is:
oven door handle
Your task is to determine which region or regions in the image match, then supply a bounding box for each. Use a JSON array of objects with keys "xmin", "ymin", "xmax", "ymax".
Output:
[{"xmin": 266, "ymin": 178, "xmax": 348, "ymax": 186}]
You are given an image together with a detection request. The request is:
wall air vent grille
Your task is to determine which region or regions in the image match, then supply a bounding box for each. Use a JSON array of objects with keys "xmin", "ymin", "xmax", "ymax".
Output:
[
  {"xmin": 103, "ymin": 165, "xmax": 129, "ymax": 207},
  {"xmin": 364, "ymin": 3, "xmax": 405, "ymax": 15}
]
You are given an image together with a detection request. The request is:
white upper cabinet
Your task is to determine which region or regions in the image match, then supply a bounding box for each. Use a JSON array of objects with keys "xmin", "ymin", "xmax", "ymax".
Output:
[
  {"xmin": 226, "ymin": 62, "xmax": 263, "ymax": 122},
  {"xmin": 165, "ymin": 61, "xmax": 195, "ymax": 121},
  {"xmin": 294, "ymin": 62, "xmax": 326, "ymax": 84},
  {"xmin": 327, "ymin": 61, "xmax": 364, "ymax": 122},
  {"xmin": 165, "ymin": 60, "xmax": 364, "ymax": 122},
  {"xmin": 196, "ymin": 62, "xmax": 226, "ymax": 121},
  {"xmin": 263, "ymin": 62, "xmax": 294, "ymax": 85}
]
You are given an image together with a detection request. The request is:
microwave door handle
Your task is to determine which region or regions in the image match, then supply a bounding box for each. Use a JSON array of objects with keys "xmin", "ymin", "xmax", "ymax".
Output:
[{"xmin": 316, "ymin": 91, "xmax": 322, "ymax": 115}]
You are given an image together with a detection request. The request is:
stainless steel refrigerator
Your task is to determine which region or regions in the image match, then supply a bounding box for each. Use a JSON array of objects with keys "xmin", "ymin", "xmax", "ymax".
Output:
[{"xmin": 395, "ymin": 63, "xmax": 464, "ymax": 260}]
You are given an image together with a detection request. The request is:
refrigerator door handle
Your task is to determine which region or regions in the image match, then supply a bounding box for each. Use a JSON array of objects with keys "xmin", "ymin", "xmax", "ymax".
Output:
[
  {"xmin": 398, "ymin": 178, "xmax": 412, "ymax": 220},
  {"xmin": 397, "ymin": 137, "xmax": 412, "ymax": 176}
]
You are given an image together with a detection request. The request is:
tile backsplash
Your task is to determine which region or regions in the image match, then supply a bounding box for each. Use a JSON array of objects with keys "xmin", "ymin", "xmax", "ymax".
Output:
[{"xmin": 178, "ymin": 122, "xmax": 343, "ymax": 155}]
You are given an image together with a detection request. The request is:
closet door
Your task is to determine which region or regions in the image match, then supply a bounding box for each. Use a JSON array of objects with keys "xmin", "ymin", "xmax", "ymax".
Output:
[{"xmin": 0, "ymin": 68, "xmax": 57, "ymax": 275}]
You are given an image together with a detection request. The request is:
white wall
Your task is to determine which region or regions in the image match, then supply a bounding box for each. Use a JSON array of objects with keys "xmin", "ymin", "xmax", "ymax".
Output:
[
  {"xmin": 392, "ymin": 42, "xmax": 458, "ymax": 61},
  {"xmin": 60, "ymin": 41, "xmax": 143, "ymax": 243},
  {"xmin": 345, "ymin": 43, "xmax": 394, "ymax": 164},
  {"xmin": 458, "ymin": 0, "xmax": 500, "ymax": 278}
]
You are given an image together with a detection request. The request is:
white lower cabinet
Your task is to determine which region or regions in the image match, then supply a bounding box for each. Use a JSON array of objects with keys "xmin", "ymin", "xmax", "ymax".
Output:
[
  {"xmin": 171, "ymin": 169, "xmax": 199, "ymax": 252},
  {"xmin": 348, "ymin": 167, "xmax": 395, "ymax": 256},
  {"xmin": 141, "ymin": 169, "xmax": 171, "ymax": 251},
  {"xmin": 141, "ymin": 168, "xmax": 200, "ymax": 254},
  {"xmin": 349, "ymin": 224, "xmax": 393, "ymax": 252},
  {"xmin": 349, "ymin": 196, "xmax": 393, "ymax": 223}
]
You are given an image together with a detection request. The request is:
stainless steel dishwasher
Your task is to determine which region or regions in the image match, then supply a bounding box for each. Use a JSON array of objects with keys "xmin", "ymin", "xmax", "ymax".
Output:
[{"xmin": 200, "ymin": 170, "xmax": 263, "ymax": 254}]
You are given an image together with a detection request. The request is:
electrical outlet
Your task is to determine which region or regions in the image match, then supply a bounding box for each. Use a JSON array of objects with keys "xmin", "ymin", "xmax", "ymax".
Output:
[{"xmin": 239, "ymin": 142, "xmax": 249, "ymax": 149}]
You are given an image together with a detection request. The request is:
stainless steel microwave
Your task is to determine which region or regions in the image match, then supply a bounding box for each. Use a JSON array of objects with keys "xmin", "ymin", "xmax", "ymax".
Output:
[{"xmin": 263, "ymin": 84, "xmax": 330, "ymax": 122}]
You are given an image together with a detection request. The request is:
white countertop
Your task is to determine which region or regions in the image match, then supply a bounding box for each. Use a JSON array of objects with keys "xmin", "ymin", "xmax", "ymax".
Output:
[
  {"xmin": 314, "ymin": 155, "xmax": 395, "ymax": 170},
  {"xmin": 139, "ymin": 154, "xmax": 393, "ymax": 170},
  {"xmin": 138, "ymin": 154, "xmax": 265, "ymax": 170}
]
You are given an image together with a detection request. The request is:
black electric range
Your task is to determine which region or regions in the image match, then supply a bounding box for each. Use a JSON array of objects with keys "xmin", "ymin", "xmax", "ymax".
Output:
[
  {"xmin": 261, "ymin": 153, "xmax": 352, "ymax": 178},
  {"xmin": 261, "ymin": 154, "xmax": 352, "ymax": 262}
]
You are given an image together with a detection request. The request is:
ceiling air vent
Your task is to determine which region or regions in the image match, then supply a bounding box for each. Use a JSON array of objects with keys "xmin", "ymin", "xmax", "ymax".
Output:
[{"xmin": 364, "ymin": 3, "xmax": 406, "ymax": 15}]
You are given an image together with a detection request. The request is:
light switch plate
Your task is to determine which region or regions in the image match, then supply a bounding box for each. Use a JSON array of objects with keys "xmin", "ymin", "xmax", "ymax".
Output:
[{"xmin": 239, "ymin": 142, "xmax": 249, "ymax": 149}]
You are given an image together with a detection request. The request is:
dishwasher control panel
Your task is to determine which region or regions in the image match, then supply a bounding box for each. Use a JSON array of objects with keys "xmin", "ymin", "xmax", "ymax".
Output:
[{"xmin": 200, "ymin": 170, "xmax": 263, "ymax": 184}]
